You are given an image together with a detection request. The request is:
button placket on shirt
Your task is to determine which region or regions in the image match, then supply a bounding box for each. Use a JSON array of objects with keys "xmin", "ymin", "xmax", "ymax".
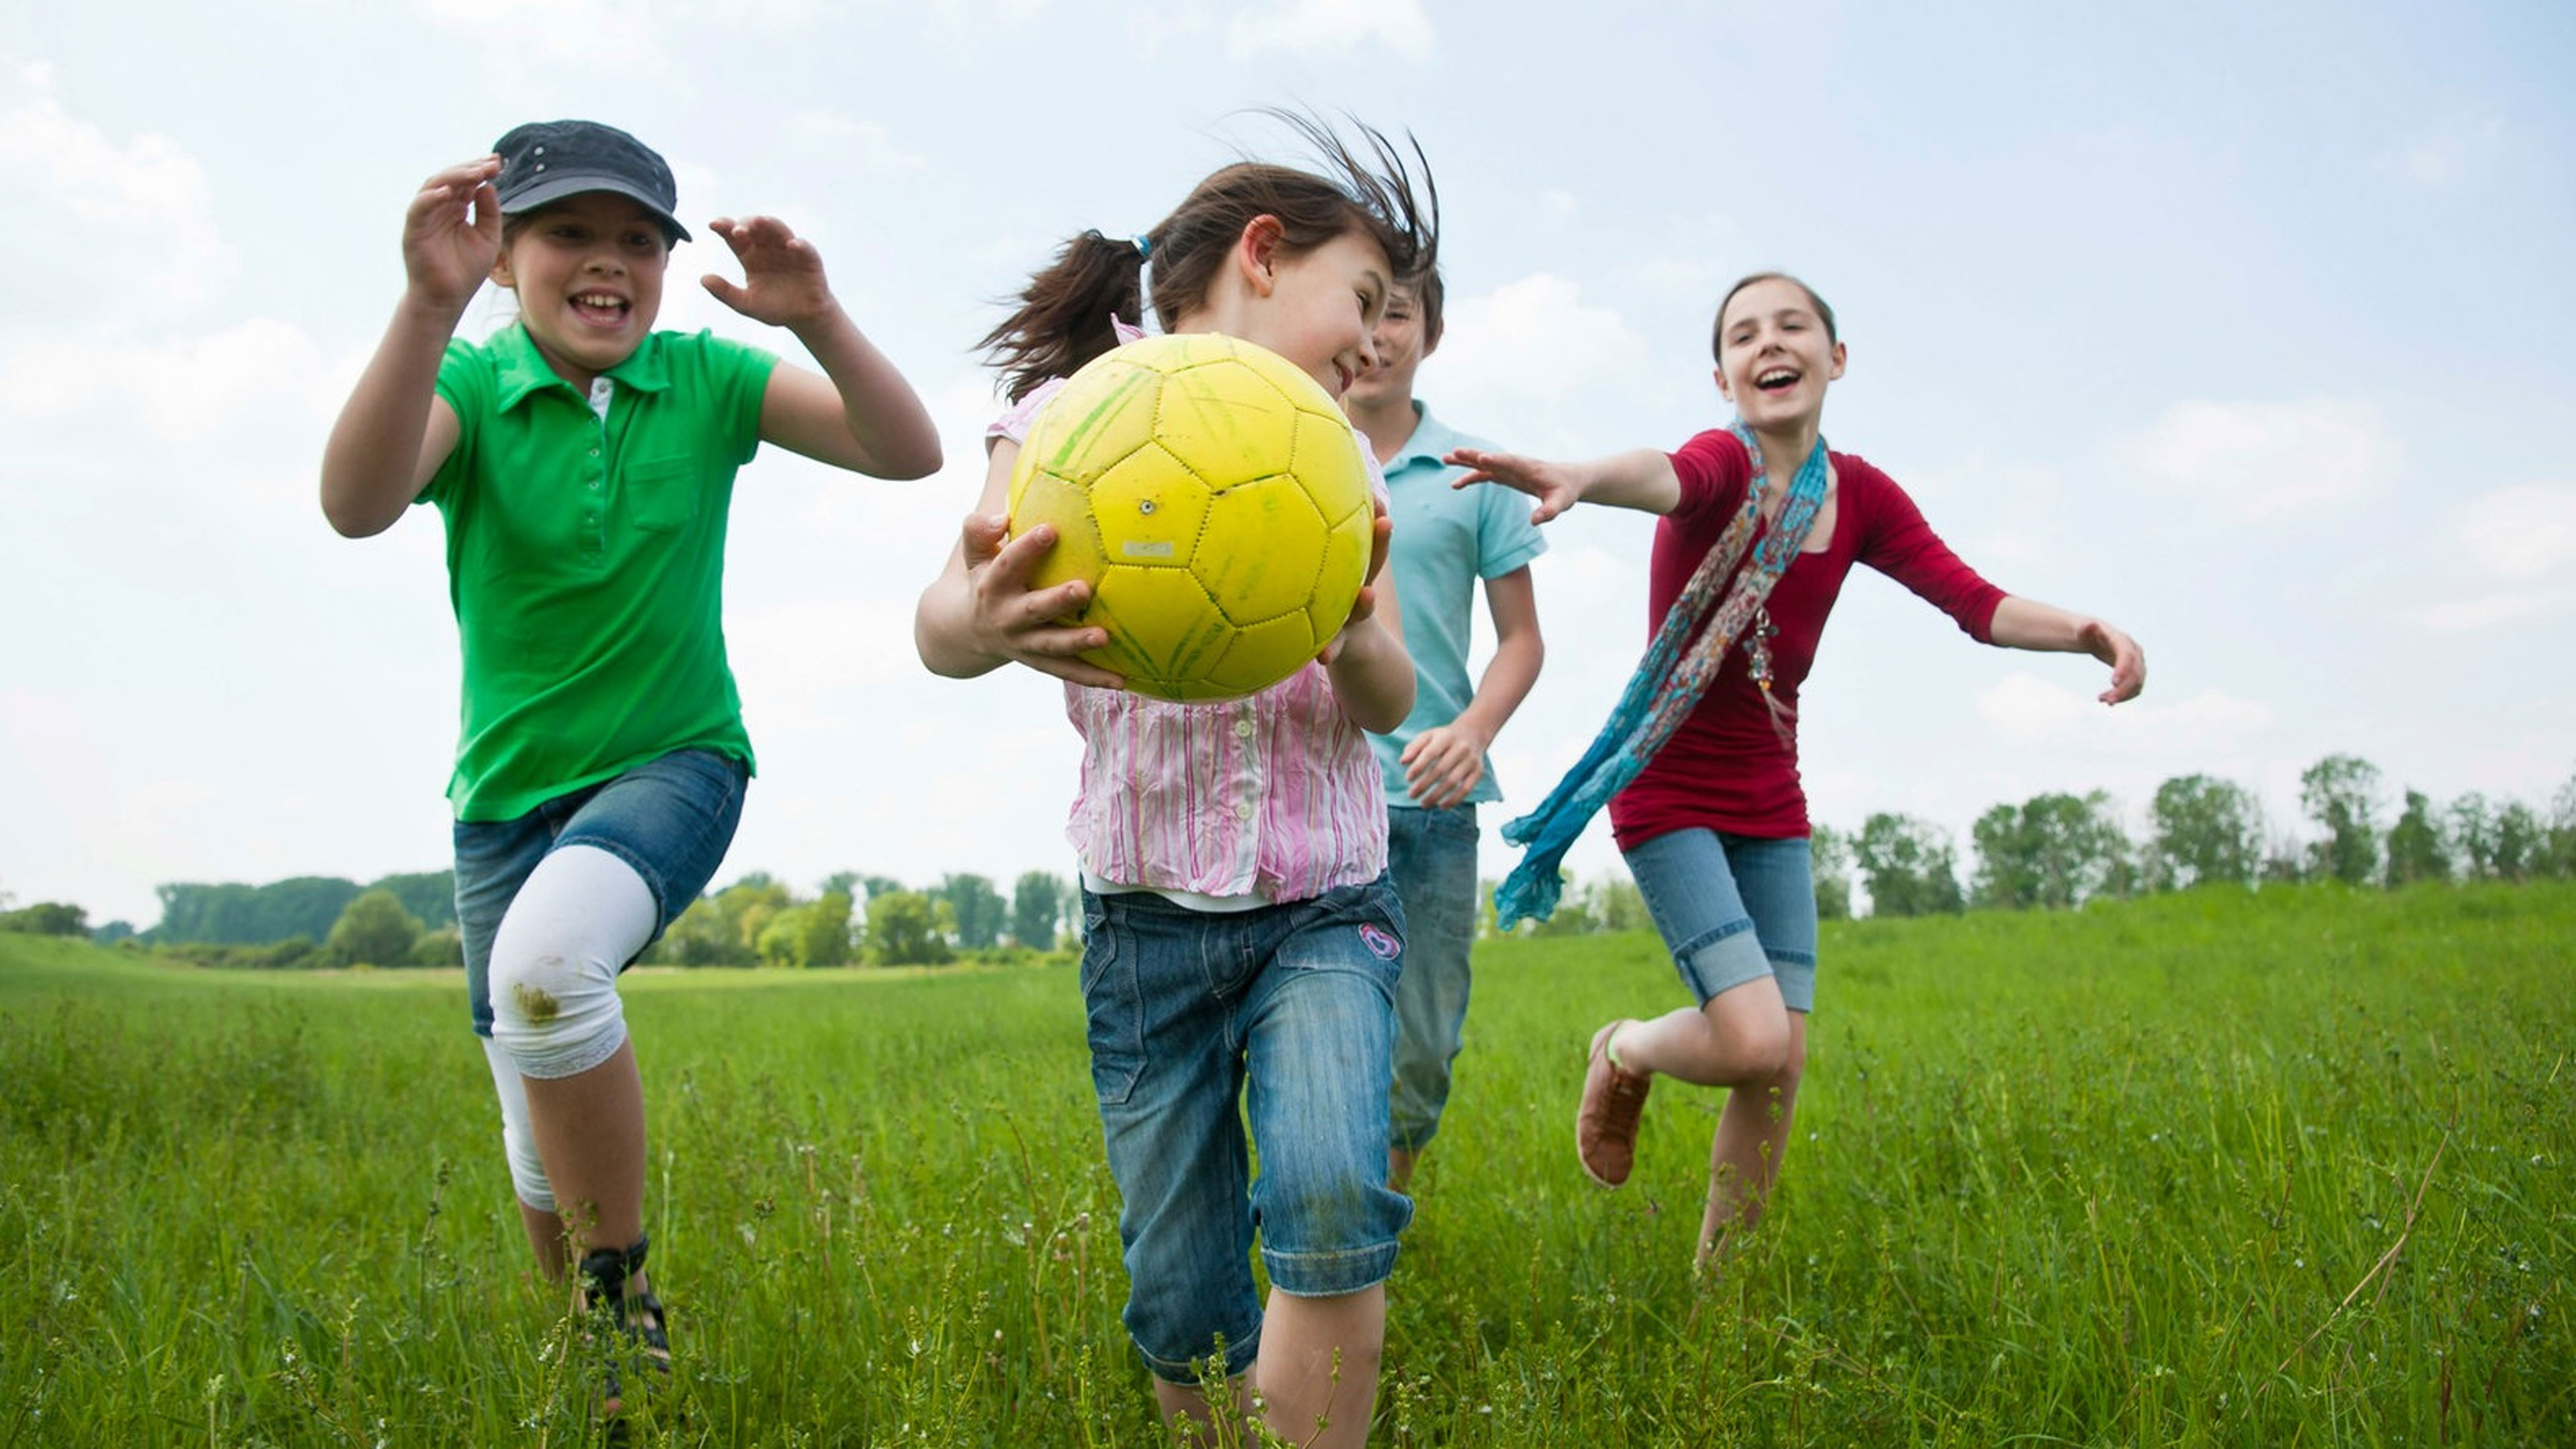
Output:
[
  {"xmin": 580, "ymin": 377, "xmax": 614, "ymax": 555},
  {"xmin": 1230, "ymin": 702, "xmax": 1257, "ymax": 822}
]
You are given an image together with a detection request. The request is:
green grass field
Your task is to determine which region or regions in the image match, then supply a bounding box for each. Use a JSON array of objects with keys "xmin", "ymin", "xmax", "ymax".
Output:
[{"xmin": 4, "ymin": 883, "xmax": 2568, "ymax": 1446}]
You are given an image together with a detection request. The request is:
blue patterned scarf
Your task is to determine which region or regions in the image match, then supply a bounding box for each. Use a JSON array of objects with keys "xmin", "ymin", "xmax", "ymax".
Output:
[{"xmin": 1491, "ymin": 422, "xmax": 1829, "ymax": 928}]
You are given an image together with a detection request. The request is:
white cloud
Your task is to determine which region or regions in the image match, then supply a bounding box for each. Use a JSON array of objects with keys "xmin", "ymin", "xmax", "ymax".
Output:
[
  {"xmin": 0, "ymin": 317, "xmax": 327, "ymax": 440},
  {"xmin": 1977, "ymin": 673, "xmax": 2273, "ymax": 753},
  {"xmin": 2459, "ymin": 482, "xmax": 2576, "ymax": 581},
  {"xmin": 1122, "ymin": 4, "xmax": 1218, "ymax": 56},
  {"xmin": 1433, "ymin": 273, "xmax": 1655, "ymax": 455},
  {"xmin": 2114, "ymin": 396, "xmax": 2399, "ymax": 521},
  {"xmin": 2375, "ymin": 109, "xmax": 2508, "ymax": 187},
  {"xmin": 729, "ymin": 596, "xmax": 934, "ymax": 731},
  {"xmin": 0, "ymin": 63, "xmax": 232, "ymax": 330},
  {"xmin": 1228, "ymin": 0, "xmax": 1434, "ymax": 59},
  {"xmin": 790, "ymin": 112, "xmax": 930, "ymax": 174},
  {"xmin": 419, "ymin": 0, "xmax": 670, "ymax": 71},
  {"xmin": 1613, "ymin": 211, "xmax": 1752, "ymax": 305},
  {"xmin": 2415, "ymin": 587, "xmax": 2575, "ymax": 634}
]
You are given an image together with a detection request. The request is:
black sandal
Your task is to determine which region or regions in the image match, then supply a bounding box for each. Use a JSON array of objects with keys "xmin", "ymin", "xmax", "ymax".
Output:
[{"xmin": 578, "ymin": 1232, "xmax": 672, "ymax": 1417}]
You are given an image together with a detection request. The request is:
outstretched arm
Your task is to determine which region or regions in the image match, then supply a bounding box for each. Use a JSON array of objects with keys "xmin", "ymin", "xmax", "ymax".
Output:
[
  {"xmin": 1445, "ymin": 445, "xmax": 1681, "ymax": 521},
  {"xmin": 1989, "ymin": 596, "xmax": 2147, "ymax": 704},
  {"xmin": 704, "ymin": 215, "xmax": 943, "ymax": 480},
  {"xmin": 319, "ymin": 156, "xmax": 498, "ymax": 537},
  {"xmin": 914, "ymin": 438, "xmax": 1124, "ymax": 687},
  {"xmin": 1400, "ymin": 565, "xmax": 1543, "ymax": 807}
]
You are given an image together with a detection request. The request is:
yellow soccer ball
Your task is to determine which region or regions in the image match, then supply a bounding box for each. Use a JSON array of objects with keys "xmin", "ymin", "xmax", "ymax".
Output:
[{"xmin": 1007, "ymin": 332, "xmax": 1376, "ymax": 702}]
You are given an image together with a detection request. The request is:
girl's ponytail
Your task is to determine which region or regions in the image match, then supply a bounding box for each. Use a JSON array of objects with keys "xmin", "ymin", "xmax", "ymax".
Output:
[
  {"xmin": 983, "ymin": 112, "xmax": 1436, "ymax": 405},
  {"xmin": 981, "ymin": 230, "xmax": 1149, "ymax": 405}
]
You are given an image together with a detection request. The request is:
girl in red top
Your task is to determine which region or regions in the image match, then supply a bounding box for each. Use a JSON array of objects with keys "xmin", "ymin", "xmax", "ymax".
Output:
[{"xmin": 1452, "ymin": 272, "xmax": 2145, "ymax": 1264}]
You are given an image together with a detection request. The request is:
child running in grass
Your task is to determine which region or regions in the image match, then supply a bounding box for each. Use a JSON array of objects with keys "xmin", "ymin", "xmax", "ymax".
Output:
[
  {"xmin": 320, "ymin": 119, "xmax": 941, "ymax": 1415},
  {"xmin": 914, "ymin": 114, "xmax": 1433, "ymax": 1448},
  {"xmin": 1340, "ymin": 264, "xmax": 1548, "ymax": 1195},
  {"xmin": 1453, "ymin": 272, "xmax": 2145, "ymax": 1265}
]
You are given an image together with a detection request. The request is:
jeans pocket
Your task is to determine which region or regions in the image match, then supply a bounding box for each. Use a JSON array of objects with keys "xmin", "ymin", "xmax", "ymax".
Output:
[
  {"xmin": 1077, "ymin": 904, "xmax": 1143, "ymax": 1108},
  {"xmin": 1426, "ymin": 803, "xmax": 1481, "ymax": 846}
]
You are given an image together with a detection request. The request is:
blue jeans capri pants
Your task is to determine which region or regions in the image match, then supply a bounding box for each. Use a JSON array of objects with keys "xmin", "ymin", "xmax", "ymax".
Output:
[
  {"xmin": 1622, "ymin": 828, "xmax": 1819, "ymax": 1014},
  {"xmin": 452, "ymin": 747, "xmax": 749, "ymax": 1038},
  {"xmin": 1077, "ymin": 875, "xmax": 1413, "ymax": 1382}
]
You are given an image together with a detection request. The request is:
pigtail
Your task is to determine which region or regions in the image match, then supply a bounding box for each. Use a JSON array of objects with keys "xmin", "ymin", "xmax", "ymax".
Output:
[
  {"xmin": 985, "ymin": 111, "xmax": 1439, "ymax": 405},
  {"xmin": 981, "ymin": 230, "xmax": 1149, "ymax": 405}
]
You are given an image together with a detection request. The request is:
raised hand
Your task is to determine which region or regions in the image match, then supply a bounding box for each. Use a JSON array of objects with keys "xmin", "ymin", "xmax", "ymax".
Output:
[
  {"xmin": 701, "ymin": 215, "xmax": 836, "ymax": 328},
  {"xmin": 402, "ymin": 156, "xmax": 503, "ymax": 311},
  {"xmin": 955, "ymin": 511, "xmax": 1126, "ymax": 689},
  {"xmin": 1446, "ymin": 446, "xmax": 1584, "ymax": 524},
  {"xmin": 2080, "ymin": 619, "xmax": 2147, "ymax": 704}
]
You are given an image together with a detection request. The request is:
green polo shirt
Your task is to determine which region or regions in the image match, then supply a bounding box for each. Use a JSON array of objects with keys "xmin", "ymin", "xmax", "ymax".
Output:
[{"xmin": 423, "ymin": 323, "xmax": 778, "ymax": 821}]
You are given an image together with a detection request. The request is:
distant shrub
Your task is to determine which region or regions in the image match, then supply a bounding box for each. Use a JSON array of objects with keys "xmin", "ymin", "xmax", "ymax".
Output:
[{"xmin": 1, "ymin": 902, "xmax": 90, "ymax": 936}]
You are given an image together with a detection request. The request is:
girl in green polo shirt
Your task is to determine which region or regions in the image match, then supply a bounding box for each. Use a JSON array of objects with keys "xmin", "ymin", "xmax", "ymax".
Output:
[{"xmin": 320, "ymin": 118, "xmax": 941, "ymax": 1416}]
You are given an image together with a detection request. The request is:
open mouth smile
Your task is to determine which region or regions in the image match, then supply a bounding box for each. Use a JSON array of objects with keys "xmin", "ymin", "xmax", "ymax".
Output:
[{"xmin": 571, "ymin": 291, "xmax": 631, "ymax": 327}]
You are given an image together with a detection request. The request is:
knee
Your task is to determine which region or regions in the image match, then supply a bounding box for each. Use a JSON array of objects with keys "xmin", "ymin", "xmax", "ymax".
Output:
[
  {"xmin": 1772, "ymin": 1027, "xmax": 1808, "ymax": 1087},
  {"xmin": 488, "ymin": 936, "xmax": 627, "ymax": 1080},
  {"xmin": 1707, "ymin": 1010, "xmax": 1795, "ymax": 1084}
]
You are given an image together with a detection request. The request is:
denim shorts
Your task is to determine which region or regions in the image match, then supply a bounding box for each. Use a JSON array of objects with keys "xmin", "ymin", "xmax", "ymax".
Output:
[
  {"xmin": 1385, "ymin": 803, "xmax": 1481, "ymax": 1152},
  {"xmin": 452, "ymin": 748, "xmax": 747, "ymax": 1037},
  {"xmin": 1078, "ymin": 875, "xmax": 1413, "ymax": 1382},
  {"xmin": 1623, "ymin": 828, "xmax": 1819, "ymax": 1013}
]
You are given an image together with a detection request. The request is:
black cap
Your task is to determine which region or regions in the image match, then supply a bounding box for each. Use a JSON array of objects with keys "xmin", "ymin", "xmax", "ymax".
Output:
[{"xmin": 492, "ymin": 120, "xmax": 690, "ymax": 243}]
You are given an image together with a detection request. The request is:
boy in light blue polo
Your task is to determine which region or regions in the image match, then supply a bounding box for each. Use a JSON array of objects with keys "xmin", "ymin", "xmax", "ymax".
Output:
[{"xmin": 1344, "ymin": 269, "xmax": 1547, "ymax": 1191}]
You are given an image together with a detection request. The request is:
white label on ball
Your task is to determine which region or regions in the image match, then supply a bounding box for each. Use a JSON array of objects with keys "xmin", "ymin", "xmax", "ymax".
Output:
[{"xmin": 1122, "ymin": 541, "xmax": 1175, "ymax": 558}]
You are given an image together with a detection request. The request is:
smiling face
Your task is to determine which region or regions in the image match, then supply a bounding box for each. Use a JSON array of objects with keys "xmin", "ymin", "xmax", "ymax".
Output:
[
  {"xmin": 1344, "ymin": 278, "xmax": 1432, "ymax": 412},
  {"xmin": 490, "ymin": 191, "xmax": 671, "ymax": 389},
  {"xmin": 1240, "ymin": 225, "xmax": 1393, "ymax": 401},
  {"xmin": 1713, "ymin": 275, "xmax": 1845, "ymax": 433}
]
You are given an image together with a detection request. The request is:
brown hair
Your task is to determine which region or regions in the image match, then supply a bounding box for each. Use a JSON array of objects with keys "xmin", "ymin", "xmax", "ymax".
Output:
[
  {"xmin": 1407, "ymin": 263, "xmax": 1446, "ymax": 351},
  {"xmin": 983, "ymin": 111, "xmax": 1438, "ymax": 403},
  {"xmin": 1712, "ymin": 271, "xmax": 1837, "ymax": 360}
]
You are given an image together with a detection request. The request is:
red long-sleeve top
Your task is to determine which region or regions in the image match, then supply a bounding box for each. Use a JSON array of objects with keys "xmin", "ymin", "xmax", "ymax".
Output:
[{"xmin": 1606, "ymin": 429, "xmax": 2006, "ymax": 847}]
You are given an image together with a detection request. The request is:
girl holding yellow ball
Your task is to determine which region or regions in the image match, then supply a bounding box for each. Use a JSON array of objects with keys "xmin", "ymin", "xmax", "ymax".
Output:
[{"xmin": 916, "ymin": 113, "xmax": 1432, "ymax": 1449}]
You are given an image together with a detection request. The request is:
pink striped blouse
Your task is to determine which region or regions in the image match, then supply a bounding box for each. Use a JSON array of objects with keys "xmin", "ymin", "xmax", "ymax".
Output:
[{"xmin": 993, "ymin": 372, "xmax": 1390, "ymax": 904}]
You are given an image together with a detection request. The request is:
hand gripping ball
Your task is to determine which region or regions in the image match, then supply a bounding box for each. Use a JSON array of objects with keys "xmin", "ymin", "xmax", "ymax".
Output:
[{"xmin": 1006, "ymin": 333, "xmax": 1377, "ymax": 702}]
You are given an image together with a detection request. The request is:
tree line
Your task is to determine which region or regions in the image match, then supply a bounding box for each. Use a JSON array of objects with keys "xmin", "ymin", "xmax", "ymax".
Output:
[
  {"xmin": 1487, "ymin": 753, "xmax": 2576, "ymax": 933},
  {"xmin": 12, "ymin": 753, "xmax": 2572, "ymax": 967},
  {"xmin": 11, "ymin": 867, "xmax": 1082, "ymax": 971}
]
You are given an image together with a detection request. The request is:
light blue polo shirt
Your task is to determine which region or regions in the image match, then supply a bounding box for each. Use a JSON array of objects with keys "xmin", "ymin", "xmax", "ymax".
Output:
[{"xmin": 1368, "ymin": 402, "xmax": 1547, "ymax": 808}]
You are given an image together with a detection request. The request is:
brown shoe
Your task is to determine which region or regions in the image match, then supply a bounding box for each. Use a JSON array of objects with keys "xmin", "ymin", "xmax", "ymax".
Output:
[{"xmin": 1577, "ymin": 1020, "xmax": 1652, "ymax": 1187}]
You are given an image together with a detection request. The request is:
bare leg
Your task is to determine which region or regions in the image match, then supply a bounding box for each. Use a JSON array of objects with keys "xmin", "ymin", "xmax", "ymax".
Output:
[
  {"xmin": 1152, "ymin": 1375, "xmax": 1247, "ymax": 1444},
  {"xmin": 1385, "ymin": 1146, "xmax": 1418, "ymax": 1195},
  {"xmin": 521, "ymin": 1038, "xmax": 653, "ymax": 1303},
  {"xmin": 1700, "ymin": 1013, "xmax": 1807, "ymax": 1264},
  {"xmin": 1595, "ymin": 979, "xmax": 1801, "ymax": 1266},
  {"xmin": 1256, "ymin": 1285, "xmax": 1385, "ymax": 1449},
  {"xmin": 1610, "ymin": 975, "xmax": 1792, "ymax": 1087},
  {"xmin": 518, "ymin": 1200, "xmax": 568, "ymax": 1283}
]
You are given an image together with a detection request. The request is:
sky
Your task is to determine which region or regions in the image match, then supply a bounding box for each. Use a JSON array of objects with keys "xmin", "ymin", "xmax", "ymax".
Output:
[{"xmin": 3, "ymin": 0, "xmax": 2572, "ymax": 930}]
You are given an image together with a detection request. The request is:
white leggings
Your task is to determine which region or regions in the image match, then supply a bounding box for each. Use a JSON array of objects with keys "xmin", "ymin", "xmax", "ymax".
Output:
[{"xmin": 482, "ymin": 844, "xmax": 658, "ymax": 1209}]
